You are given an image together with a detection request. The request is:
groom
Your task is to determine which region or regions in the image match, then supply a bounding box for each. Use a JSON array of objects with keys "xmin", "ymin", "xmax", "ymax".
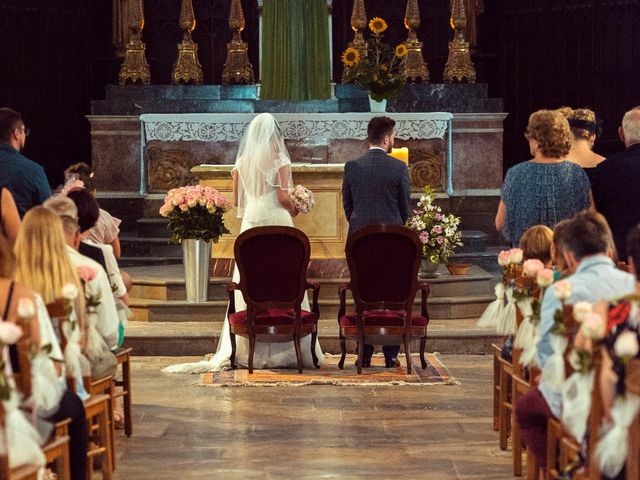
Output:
[{"xmin": 342, "ymin": 116, "xmax": 412, "ymax": 368}]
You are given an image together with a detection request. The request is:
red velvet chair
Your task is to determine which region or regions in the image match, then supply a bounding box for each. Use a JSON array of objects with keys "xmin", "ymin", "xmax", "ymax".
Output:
[
  {"xmin": 227, "ymin": 226, "xmax": 320, "ymax": 374},
  {"xmin": 337, "ymin": 225, "xmax": 430, "ymax": 374}
]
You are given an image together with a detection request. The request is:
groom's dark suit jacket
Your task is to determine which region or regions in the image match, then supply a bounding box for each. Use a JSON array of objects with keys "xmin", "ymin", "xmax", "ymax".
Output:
[{"xmin": 342, "ymin": 148, "xmax": 411, "ymax": 237}]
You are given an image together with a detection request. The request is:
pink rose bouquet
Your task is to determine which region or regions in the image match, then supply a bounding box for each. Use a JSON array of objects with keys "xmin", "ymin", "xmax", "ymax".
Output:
[
  {"xmin": 159, "ymin": 185, "xmax": 232, "ymax": 244},
  {"xmin": 289, "ymin": 185, "xmax": 316, "ymax": 214}
]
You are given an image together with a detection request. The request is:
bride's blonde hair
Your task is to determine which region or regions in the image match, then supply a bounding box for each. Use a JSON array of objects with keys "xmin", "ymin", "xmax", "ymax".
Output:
[{"xmin": 14, "ymin": 207, "xmax": 84, "ymax": 309}]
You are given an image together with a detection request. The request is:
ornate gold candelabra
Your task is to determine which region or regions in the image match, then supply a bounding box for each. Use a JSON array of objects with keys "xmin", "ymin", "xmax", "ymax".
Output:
[
  {"xmin": 402, "ymin": 0, "xmax": 429, "ymax": 82},
  {"xmin": 171, "ymin": 0, "xmax": 204, "ymax": 85},
  {"xmin": 443, "ymin": 0, "xmax": 476, "ymax": 83},
  {"xmin": 341, "ymin": 0, "xmax": 368, "ymax": 83},
  {"xmin": 118, "ymin": 0, "xmax": 151, "ymax": 85},
  {"xmin": 222, "ymin": 0, "xmax": 255, "ymax": 84}
]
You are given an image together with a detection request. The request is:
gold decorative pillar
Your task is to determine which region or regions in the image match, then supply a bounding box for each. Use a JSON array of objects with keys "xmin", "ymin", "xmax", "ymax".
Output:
[
  {"xmin": 222, "ymin": 0, "xmax": 255, "ymax": 84},
  {"xmin": 171, "ymin": 0, "xmax": 204, "ymax": 85},
  {"xmin": 443, "ymin": 0, "xmax": 476, "ymax": 83},
  {"xmin": 118, "ymin": 0, "xmax": 151, "ymax": 85},
  {"xmin": 112, "ymin": 0, "xmax": 130, "ymax": 57},
  {"xmin": 341, "ymin": 0, "xmax": 368, "ymax": 83},
  {"xmin": 402, "ymin": 0, "xmax": 429, "ymax": 82}
]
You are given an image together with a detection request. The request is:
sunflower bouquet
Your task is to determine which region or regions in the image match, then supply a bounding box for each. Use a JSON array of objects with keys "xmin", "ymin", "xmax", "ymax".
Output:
[{"xmin": 341, "ymin": 17, "xmax": 407, "ymax": 102}]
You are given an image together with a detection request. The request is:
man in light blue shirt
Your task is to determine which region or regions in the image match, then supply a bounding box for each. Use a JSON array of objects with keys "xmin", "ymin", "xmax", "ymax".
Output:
[{"xmin": 516, "ymin": 211, "xmax": 635, "ymax": 470}]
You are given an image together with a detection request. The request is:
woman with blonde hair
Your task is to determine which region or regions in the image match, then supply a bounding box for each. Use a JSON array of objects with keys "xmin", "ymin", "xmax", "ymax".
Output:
[
  {"xmin": 14, "ymin": 207, "xmax": 84, "ymax": 313},
  {"xmin": 558, "ymin": 107, "xmax": 605, "ymax": 183},
  {"xmin": 2, "ymin": 227, "xmax": 89, "ymax": 480},
  {"xmin": 495, "ymin": 109, "xmax": 592, "ymax": 245}
]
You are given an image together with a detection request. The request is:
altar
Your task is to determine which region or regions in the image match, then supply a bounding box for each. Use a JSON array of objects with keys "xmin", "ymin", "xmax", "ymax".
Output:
[{"xmin": 140, "ymin": 112, "xmax": 453, "ymax": 195}]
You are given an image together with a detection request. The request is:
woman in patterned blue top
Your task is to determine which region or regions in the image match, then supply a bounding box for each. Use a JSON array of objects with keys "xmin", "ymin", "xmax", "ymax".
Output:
[{"xmin": 495, "ymin": 109, "xmax": 592, "ymax": 245}]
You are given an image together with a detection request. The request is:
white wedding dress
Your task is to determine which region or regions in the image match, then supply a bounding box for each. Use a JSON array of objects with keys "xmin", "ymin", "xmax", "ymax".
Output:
[{"xmin": 164, "ymin": 113, "xmax": 324, "ymax": 374}]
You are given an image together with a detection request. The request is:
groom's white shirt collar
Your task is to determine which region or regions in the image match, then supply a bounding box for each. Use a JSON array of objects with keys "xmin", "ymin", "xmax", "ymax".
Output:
[{"xmin": 369, "ymin": 146, "xmax": 386, "ymax": 153}]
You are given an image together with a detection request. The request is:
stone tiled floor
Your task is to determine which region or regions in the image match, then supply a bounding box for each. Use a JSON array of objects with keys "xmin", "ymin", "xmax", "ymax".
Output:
[{"xmin": 113, "ymin": 355, "xmax": 517, "ymax": 479}]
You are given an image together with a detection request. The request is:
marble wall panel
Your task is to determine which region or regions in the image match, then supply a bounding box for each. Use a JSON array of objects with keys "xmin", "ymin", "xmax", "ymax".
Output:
[
  {"xmin": 88, "ymin": 116, "xmax": 141, "ymax": 193},
  {"xmin": 452, "ymin": 131, "xmax": 503, "ymax": 190}
]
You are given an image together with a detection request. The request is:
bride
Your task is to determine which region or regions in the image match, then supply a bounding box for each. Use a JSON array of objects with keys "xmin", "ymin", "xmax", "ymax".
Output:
[{"xmin": 164, "ymin": 113, "xmax": 324, "ymax": 373}]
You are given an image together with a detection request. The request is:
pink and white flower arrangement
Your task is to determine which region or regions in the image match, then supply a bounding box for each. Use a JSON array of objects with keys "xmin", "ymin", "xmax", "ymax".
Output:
[
  {"xmin": 0, "ymin": 322, "xmax": 23, "ymax": 345},
  {"xmin": 289, "ymin": 185, "xmax": 316, "ymax": 214},
  {"xmin": 614, "ymin": 331, "xmax": 639, "ymax": 361},
  {"xmin": 553, "ymin": 280, "xmax": 573, "ymax": 301},
  {"xmin": 572, "ymin": 302, "xmax": 593, "ymax": 323},
  {"xmin": 536, "ymin": 268, "xmax": 555, "ymax": 288},
  {"xmin": 581, "ymin": 313, "xmax": 607, "ymax": 340},
  {"xmin": 405, "ymin": 186, "xmax": 463, "ymax": 264},
  {"xmin": 159, "ymin": 185, "xmax": 232, "ymax": 244},
  {"xmin": 523, "ymin": 259, "xmax": 545, "ymax": 277}
]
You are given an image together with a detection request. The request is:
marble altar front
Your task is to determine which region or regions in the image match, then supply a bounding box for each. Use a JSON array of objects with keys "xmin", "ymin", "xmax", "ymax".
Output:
[
  {"xmin": 140, "ymin": 112, "xmax": 452, "ymax": 195},
  {"xmin": 194, "ymin": 164, "xmax": 347, "ymax": 267}
]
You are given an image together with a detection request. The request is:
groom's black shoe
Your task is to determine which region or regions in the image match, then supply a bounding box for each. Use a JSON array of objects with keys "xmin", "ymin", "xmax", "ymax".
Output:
[
  {"xmin": 383, "ymin": 345, "xmax": 401, "ymax": 368},
  {"xmin": 384, "ymin": 357, "xmax": 401, "ymax": 368},
  {"xmin": 355, "ymin": 344, "xmax": 374, "ymax": 368}
]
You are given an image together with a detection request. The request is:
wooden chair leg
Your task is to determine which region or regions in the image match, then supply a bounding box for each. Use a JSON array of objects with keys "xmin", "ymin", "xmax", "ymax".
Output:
[
  {"xmin": 419, "ymin": 336, "xmax": 427, "ymax": 369},
  {"xmin": 499, "ymin": 364, "xmax": 511, "ymax": 451},
  {"xmin": 293, "ymin": 333, "xmax": 303, "ymax": 374},
  {"xmin": 310, "ymin": 331, "xmax": 319, "ymax": 368},
  {"xmin": 248, "ymin": 335, "xmax": 255, "ymax": 374},
  {"xmin": 492, "ymin": 346, "xmax": 501, "ymax": 431},
  {"xmin": 121, "ymin": 355, "xmax": 132, "ymax": 437},
  {"xmin": 526, "ymin": 446, "xmax": 540, "ymax": 480},
  {"xmin": 229, "ymin": 331, "xmax": 237, "ymax": 369},
  {"xmin": 98, "ymin": 408, "xmax": 113, "ymax": 480},
  {"xmin": 357, "ymin": 335, "xmax": 364, "ymax": 374},
  {"xmin": 512, "ymin": 404, "xmax": 523, "ymax": 476},
  {"xmin": 404, "ymin": 335, "xmax": 412, "ymax": 374},
  {"xmin": 338, "ymin": 335, "xmax": 346, "ymax": 369}
]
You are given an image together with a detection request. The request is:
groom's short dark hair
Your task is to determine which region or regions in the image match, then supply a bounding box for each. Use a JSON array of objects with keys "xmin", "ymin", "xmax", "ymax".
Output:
[{"xmin": 367, "ymin": 116, "xmax": 396, "ymax": 145}]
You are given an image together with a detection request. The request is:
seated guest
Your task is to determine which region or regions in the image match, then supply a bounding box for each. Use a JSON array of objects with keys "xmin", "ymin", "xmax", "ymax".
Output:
[
  {"xmin": 515, "ymin": 210, "xmax": 635, "ymax": 470},
  {"xmin": 1, "ymin": 187, "xmax": 20, "ymax": 247},
  {"xmin": 519, "ymin": 224, "xmax": 554, "ymax": 266},
  {"xmin": 598, "ymin": 224, "xmax": 640, "ymax": 416},
  {"xmin": 43, "ymin": 195, "xmax": 107, "ymax": 274},
  {"xmin": 65, "ymin": 190, "xmax": 128, "ymax": 350},
  {"xmin": 592, "ymin": 106, "xmax": 640, "ymax": 260},
  {"xmin": 495, "ymin": 109, "xmax": 591, "ymax": 245},
  {"xmin": 63, "ymin": 162, "xmax": 122, "ymax": 259},
  {"xmin": 4, "ymin": 226, "xmax": 89, "ymax": 480},
  {"xmin": 0, "ymin": 108, "xmax": 51, "ymax": 216},
  {"xmin": 558, "ymin": 107, "xmax": 605, "ymax": 184},
  {"xmin": 58, "ymin": 213, "xmax": 120, "ymax": 351}
]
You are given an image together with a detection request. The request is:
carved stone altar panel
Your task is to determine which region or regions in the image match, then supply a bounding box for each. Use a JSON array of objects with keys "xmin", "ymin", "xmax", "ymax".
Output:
[{"xmin": 141, "ymin": 113, "xmax": 452, "ymax": 142}]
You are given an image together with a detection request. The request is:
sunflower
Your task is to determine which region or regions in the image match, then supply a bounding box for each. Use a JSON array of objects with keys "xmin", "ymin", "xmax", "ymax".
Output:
[
  {"xmin": 395, "ymin": 43, "xmax": 408, "ymax": 58},
  {"xmin": 341, "ymin": 47, "xmax": 360, "ymax": 67},
  {"xmin": 369, "ymin": 17, "xmax": 388, "ymax": 35}
]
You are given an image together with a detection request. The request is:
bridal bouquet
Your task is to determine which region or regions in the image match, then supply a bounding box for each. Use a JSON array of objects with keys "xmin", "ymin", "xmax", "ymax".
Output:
[
  {"xmin": 160, "ymin": 185, "xmax": 232, "ymax": 244},
  {"xmin": 290, "ymin": 185, "xmax": 316, "ymax": 214}
]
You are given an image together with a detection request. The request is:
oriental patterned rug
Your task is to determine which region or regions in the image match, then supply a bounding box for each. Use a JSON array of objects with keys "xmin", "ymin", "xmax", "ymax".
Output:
[{"xmin": 197, "ymin": 353, "xmax": 459, "ymax": 387}]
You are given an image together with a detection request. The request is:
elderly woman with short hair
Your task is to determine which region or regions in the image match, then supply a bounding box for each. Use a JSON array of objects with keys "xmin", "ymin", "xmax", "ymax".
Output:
[{"xmin": 495, "ymin": 109, "xmax": 592, "ymax": 245}]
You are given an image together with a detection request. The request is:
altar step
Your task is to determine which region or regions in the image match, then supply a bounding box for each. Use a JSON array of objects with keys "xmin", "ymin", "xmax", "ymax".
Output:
[
  {"xmin": 126, "ymin": 264, "xmax": 498, "ymax": 323},
  {"xmin": 121, "ymin": 319, "xmax": 501, "ymax": 356},
  {"xmin": 118, "ymin": 227, "xmax": 498, "ymax": 269}
]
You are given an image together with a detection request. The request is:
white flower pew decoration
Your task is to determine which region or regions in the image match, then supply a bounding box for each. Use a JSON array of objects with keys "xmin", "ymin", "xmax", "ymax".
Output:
[
  {"xmin": 540, "ymin": 280, "xmax": 572, "ymax": 390},
  {"xmin": 560, "ymin": 302, "xmax": 598, "ymax": 443}
]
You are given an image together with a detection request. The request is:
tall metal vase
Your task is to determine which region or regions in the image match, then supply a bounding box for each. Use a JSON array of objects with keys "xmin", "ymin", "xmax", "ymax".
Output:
[{"xmin": 182, "ymin": 238, "xmax": 211, "ymax": 302}]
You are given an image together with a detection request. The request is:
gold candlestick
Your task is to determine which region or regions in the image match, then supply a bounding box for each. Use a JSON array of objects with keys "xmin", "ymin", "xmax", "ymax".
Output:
[
  {"xmin": 443, "ymin": 0, "xmax": 476, "ymax": 83},
  {"xmin": 222, "ymin": 0, "xmax": 255, "ymax": 84},
  {"xmin": 341, "ymin": 0, "xmax": 368, "ymax": 84},
  {"xmin": 171, "ymin": 0, "xmax": 204, "ymax": 85},
  {"xmin": 402, "ymin": 0, "xmax": 429, "ymax": 82},
  {"xmin": 118, "ymin": 0, "xmax": 151, "ymax": 85}
]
